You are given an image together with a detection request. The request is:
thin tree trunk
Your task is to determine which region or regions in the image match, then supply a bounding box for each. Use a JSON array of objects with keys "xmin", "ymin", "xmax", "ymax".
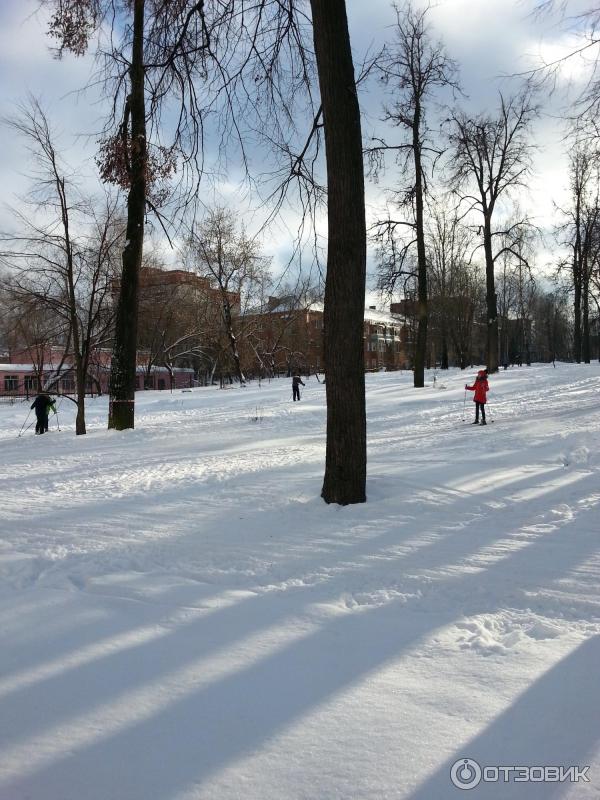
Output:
[
  {"xmin": 573, "ymin": 233, "xmax": 582, "ymax": 363},
  {"xmin": 222, "ymin": 302, "xmax": 245, "ymax": 384},
  {"xmin": 440, "ymin": 331, "xmax": 449, "ymax": 370},
  {"xmin": 582, "ymin": 276, "xmax": 590, "ymax": 363},
  {"xmin": 311, "ymin": 0, "xmax": 367, "ymax": 505},
  {"xmin": 75, "ymin": 362, "xmax": 86, "ymax": 435},
  {"xmin": 108, "ymin": 0, "xmax": 146, "ymax": 429},
  {"xmin": 573, "ymin": 279, "xmax": 582, "ymax": 362},
  {"xmin": 483, "ymin": 216, "xmax": 499, "ymax": 373}
]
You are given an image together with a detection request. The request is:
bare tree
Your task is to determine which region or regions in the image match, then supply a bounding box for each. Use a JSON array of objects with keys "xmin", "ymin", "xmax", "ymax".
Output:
[
  {"xmin": 0, "ymin": 99, "xmax": 121, "ymax": 433},
  {"xmin": 245, "ymin": 280, "xmax": 322, "ymax": 378},
  {"xmin": 530, "ymin": 287, "xmax": 572, "ymax": 363},
  {"xmin": 40, "ymin": 0, "xmax": 319, "ymax": 429},
  {"xmin": 529, "ymin": 3, "xmax": 600, "ymax": 119},
  {"xmin": 369, "ymin": 2, "xmax": 459, "ymax": 387},
  {"xmin": 40, "ymin": 0, "xmax": 369, "ymax": 504},
  {"xmin": 556, "ymin": 140, "xmax": 600, "ymax": 363},
  {"xmin": 496, "ymin": 233, "xmax": 538, "ymax": 366},
  {"xmin": 40, "ymin": 0, "xmax": 241, "ymax": 428},
  {"xmin": 0, "ymin": 290, "xmax": 67, "ymax": 392},
  {"xmin": 449, "ymin": 92, "xmax": 537, "ymax": 373},
  {"xmin": 136, "ymin": 255, "xmax": 229, "ymax": 387},
  {"xmin": 187, "ymin": 208, "xmax": 270, "ymax": 386},
  {"xmin": 426, "ymin": 202, "xmax": 478, "ymax": 369}
]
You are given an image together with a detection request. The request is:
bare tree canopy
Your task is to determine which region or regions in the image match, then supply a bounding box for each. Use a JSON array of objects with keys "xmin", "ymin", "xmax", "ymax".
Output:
[
  {"xmin": 448, "ymin": 91, "xmax": 538, "ymax": 373},
  {"xmin": 369, "ymin": 1, "xmax": 459, "ymax": 387},
  {"xmin": 187, "ymin": 207, "xmax": 271, "ymax": 386},
  {"xmin": 39, "ymin": 0, "xmax": 315, "ymax": 430},
  {"xmin": 0, "ymin": 97, "xmax": 122, "ymax": 433}
]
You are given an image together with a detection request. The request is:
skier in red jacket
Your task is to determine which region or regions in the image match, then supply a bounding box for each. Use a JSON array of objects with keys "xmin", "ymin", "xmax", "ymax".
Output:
[{"xmin": 466, "ymin": 369, "xmax": 489, "ymax": 425}]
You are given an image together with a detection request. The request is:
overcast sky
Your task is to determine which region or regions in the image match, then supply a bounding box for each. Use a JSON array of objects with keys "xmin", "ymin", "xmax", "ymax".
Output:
[{"xmin": 0, "ymin": 0, "xmax": 594, "ymax": 286}]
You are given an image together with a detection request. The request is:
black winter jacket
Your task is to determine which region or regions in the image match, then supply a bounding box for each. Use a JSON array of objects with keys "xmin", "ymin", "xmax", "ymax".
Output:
[{"xmin": 31, "ymin": 395, "xmax": 55, "ymax": 415}]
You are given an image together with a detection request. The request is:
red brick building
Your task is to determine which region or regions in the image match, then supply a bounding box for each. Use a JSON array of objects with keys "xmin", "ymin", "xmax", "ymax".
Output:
[{"xmin": 241, "ymin": 298, "xmax": 412, "ymax": 376}]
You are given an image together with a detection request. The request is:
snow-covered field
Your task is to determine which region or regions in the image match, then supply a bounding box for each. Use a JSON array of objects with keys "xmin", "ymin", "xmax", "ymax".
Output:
[{"xmin": 1, "ymin": 364, "xmax": 599, "ymax": 800}]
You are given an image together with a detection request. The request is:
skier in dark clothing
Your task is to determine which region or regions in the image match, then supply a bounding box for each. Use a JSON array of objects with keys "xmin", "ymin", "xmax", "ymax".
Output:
[
  {"xmin": 30, "ymin": 393, "xmax": 56, "ymax": 434},
  {"xmin": 465, "ymin": 369, "xmax": 489, "ymax": 425},
  {"xmin": 292, "ymin": 374, "xmax": 305, "ymax": 401}
]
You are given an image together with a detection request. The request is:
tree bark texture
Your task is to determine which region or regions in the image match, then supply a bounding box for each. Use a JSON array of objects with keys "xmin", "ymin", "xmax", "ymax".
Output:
[
  {"xmin": 222, "ymin": 301, "xmax": 245, "ymax": 385},
  {"xmin": 483, "ymin": 216, "xmax": 499, "ymax": 373},
  {"xmin": 582, "ymin": 271, "xmax": 590, "ymax": 363},
  {"xmin": 573, "ymin": 200, "xmax": 583, "ymax": 363},
  {"xmin": 573, "ymin": 271, "xmax": 582, "ymax": 363},
  {"xmin": 413, "ymin": 103, "xmax": 428, "ymax": 388},
  {"xmin": 311, "ymin": 0, "xmax": 367, "ymax": 505},
  {"xmin": 108, "ymin": 0, "xmax": 146, "ymax": 430}
]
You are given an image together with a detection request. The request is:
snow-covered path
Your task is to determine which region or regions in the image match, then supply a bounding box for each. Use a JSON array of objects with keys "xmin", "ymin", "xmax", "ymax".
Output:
[{"xmin": 0, "ymin": 365, "xmax": 599, "ymax": 799}]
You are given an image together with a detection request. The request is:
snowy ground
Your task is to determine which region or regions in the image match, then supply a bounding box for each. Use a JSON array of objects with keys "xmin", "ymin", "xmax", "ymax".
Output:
[{"xmin": 0, "ymin": 364, "xmax": 599, "ymax": 800}]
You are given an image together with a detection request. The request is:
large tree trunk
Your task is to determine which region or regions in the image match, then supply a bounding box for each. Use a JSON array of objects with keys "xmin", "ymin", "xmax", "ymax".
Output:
[
  {"xmin": 483, "ymin": 216, "xmax": 499, "ymax": 373},
  {"xmin": 75, "ymin": 366, "xmax": 86, "ymax": 435},
  {"xmin": 73, "ymin": 349, "xmax": 87, "ymax": 435},
  {"xmin": 67, "ymin": 300, "xmax": 86, "ymax": 436},
  {"xmin": 222, "ymin": 301, "xmax": 245, "ymax": 385},
  {"xmin": 108, "ymin": 0, "xmax": 146, "ymax": 430},
  {"xmin": 311, "ymin": 0, "xmax": 367, "ymax": 505},
  {"xmin": 413, "ymin": 108, "xmax": 428, "ymax": 388}
]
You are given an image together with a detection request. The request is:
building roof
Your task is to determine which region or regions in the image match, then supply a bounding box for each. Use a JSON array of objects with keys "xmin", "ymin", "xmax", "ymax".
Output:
[
  {"xmin": 135, "ymin": 366, "xmax": 195, "ymax": 374},
  {"xmin": 0, "ymin": 364, "xmax": 58, "ymax": 372},
  {"xmin": 245, "ymin": 298, "xmax": 406, "ymax": 327},
  {"xmin": 364, "ymin": 307, "xmax": 408, "ymax": 326}
]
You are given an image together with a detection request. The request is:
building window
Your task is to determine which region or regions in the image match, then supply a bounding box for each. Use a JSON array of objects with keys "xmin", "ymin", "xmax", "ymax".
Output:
[
  {"xmin": 24, "ymin": 375, "xmax": 37, "ymax": 392},
  {"xmin": 61, "ymin": 378, "xmax": 75, "ymax": 392},
  {"xmin": 4, "ymin": 376, "xmax": 18, "ymax": 391},
  {"xmin": 158, "ymin": 378, "xmax": 166, "ymax": 390}
]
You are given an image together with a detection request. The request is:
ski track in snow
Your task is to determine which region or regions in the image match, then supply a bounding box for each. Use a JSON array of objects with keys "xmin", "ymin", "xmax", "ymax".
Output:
[{"xmin": 1, "ymin": 364, "xmax": 600, "ymax": 800}]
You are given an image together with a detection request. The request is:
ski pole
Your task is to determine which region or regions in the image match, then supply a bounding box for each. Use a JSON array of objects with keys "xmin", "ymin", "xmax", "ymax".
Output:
[
  {"xmin": 18, "ymin": 409, "xmax": 32, "ymax": 438},
  {"xmin": 461, "ymin": 388, "xmax": 467, "ymax": 421},
  {"xmin": 20, "ymin": 419, "xmax": 36, "ymax": 437},
  {"xmin": 54, "ymin": 398, "xmax": 61, "ymax": 431},
  {"xmin": 486, "ymin": 402, "xmax": 493, "ymax": 423}
]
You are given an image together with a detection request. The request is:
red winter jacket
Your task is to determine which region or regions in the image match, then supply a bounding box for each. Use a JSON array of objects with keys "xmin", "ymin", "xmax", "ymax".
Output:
[{"xmin": 466, "ymin": 372, "xmax": 489, "ymax": 404}]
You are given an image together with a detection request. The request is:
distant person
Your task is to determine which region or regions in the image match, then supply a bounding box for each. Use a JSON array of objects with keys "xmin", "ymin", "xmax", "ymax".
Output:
[
  {"xmin": 30, "ymin": 393, "xmax": 56, "ymax": 434},
  {"xmin": 292, "ymin": 374, "xmax": 305, "ymax": 402},
  {"xmin": 465, "ymin": 369, "xmax": 489, "ymax": 425}
]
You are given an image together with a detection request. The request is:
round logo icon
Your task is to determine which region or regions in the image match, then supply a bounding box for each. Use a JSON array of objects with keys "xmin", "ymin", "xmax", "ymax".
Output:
[{"xmin": 450, "ymin": 758, "xmax": 482, "ymax": 790}]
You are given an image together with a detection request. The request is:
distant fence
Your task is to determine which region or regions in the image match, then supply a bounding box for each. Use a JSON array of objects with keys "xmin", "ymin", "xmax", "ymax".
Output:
[{"xmin": 0, "ymin": 377, "xmax": 94, "ymax": 404}]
